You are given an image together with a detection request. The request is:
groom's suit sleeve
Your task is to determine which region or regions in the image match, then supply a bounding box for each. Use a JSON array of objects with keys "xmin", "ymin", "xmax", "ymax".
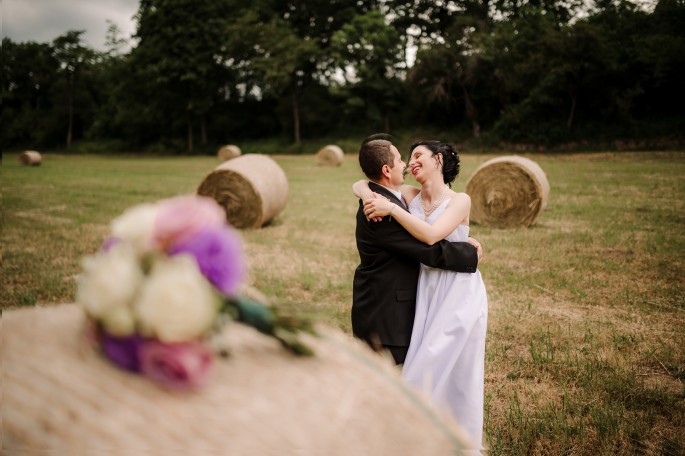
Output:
[{"xmin": 359, "ymin": 200, "xmax": 478, "ymax": 273}]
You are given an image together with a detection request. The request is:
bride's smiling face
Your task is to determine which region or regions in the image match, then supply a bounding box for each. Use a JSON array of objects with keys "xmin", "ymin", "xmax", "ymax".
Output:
[{"xmin": 408, "ymin": 145, "xmax": 441, "ymax": 181}]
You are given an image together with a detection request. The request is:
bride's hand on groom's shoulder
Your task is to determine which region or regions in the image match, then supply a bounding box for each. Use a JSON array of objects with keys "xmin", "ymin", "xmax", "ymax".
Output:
[
  {"xmin": 359, "ymin": 191, "xmax": 384, "ymax": 222},
  {"xmin": 362, "ymin": 191, "xmax": 383, "ymax": 202},
  {"xmin": 364, "ymin": 196, "xmax": 393, "ymax": 222}
]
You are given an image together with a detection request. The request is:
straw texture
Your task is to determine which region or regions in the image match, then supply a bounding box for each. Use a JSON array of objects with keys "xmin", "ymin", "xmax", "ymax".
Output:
[
  {"xmin": 197, "ymin": 154, "xmax": 288, "ymax": 229},
  {"xmin": 2, "ymin": 304, "xmax": 474, "ymax": 454},
  {"xmin": 466, "ymin": 155, "xmax": 550, "ymax": 228},
  {"xmin": 19, "ymin": 150, "xmax": 42, "ymax": 166},
  {"xmin": 316, "ymin": 145, "xmax": 344, "ymax": 166},
  {"xmin": 217, "ymin": 145, "xmax": 241, "ymax": 162}
]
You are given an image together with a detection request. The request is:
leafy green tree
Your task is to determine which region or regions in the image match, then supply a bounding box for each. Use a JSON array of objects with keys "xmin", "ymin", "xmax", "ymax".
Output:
[
  {"xmin": 388, "ymin": 0, "xmax": 497, "ymax": 137},
  {"xmin": 2, "ymin": 33, "xmax": 100, "ymax": 149},
  {"xmin": 127, "ymin": 0, "xmax": 234, "ymax": 152},
  {"xmin": 589, "ymin": 0, "xmax": 685, "ymax": 134},
  {"xmin": 85, "ymin": 23, "xmax": 131, "ymax": 148},
  {"xmin": 226, "ymin": 11, "xmax": 318, "ymax": 146},
  {"xmin": 103, "ymin": 20, "xmax": 130, "ymax": 58},
  {"xmin": 1, "ymin": 38, "xmax": 59, "ymax": 147},
  {"xmin": 225, "ymin": 0, "xmax": 381, "ymax": 145},
  {"xmin": 330, "ymin": 9, "xmax": 405, "ymax": 132},
  {"xmin": 480, "ymin": 7, "xmax": 564, "ymax": 141},
  {"xmin": 490, "ymin": 0, "xmax": 584, "ymax": 24},
  {"xmin": 408, "ymin": 45, "xmax": 482, "ymax": 137},
  {"xmin": 640, "ymin": 0, "xmax": 685, "ymax": 124},
  {"xmin": 5, "ymin": 0, "xmax": 683, "ymax": 150},
  {"xmin": 52, "ymin": 31, "xmax": 98, "ymax": 148}
]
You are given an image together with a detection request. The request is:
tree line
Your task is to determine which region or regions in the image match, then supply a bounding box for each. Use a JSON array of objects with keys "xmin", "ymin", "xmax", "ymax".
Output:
[{"xmin": 3, "ymin": 0, "xmax": 683, "ymax": 153}]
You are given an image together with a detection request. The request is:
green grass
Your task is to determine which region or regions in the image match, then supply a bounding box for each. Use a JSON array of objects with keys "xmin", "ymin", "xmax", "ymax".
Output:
[{"xmin": 2, "ymin": 151, "xmax": 684, "ymax": 454}]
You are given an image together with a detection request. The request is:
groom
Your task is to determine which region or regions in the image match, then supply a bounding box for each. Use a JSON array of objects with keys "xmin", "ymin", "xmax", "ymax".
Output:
[{"xmin": 352, "ymin": 134, "xmax": 481, "ymax": 365}]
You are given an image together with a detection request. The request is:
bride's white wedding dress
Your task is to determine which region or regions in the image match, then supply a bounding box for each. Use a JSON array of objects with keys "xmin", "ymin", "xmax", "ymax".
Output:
[{"xmin": 402, "ymin": 197, "xmax": 488, "ymax": 450}]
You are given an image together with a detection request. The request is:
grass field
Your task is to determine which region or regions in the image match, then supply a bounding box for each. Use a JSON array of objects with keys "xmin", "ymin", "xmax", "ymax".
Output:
[{"xmin": 2, "ymin": 151, "xmax": 684, "ymax": 454}]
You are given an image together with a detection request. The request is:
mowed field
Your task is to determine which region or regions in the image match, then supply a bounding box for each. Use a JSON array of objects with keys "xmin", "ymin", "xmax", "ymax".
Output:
[{"xmin": 2, "ymin": 151, "xmax": 684, "ymax": 454}]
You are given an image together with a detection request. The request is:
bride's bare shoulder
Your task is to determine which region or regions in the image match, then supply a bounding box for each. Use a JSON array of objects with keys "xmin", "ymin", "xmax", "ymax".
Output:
[
  {"xmin": 448, "ymin": 191, "xmax": 471, "ymax": 206},
  {"xmin": 400, "ymin": 184, "xmax": 420, "ymax": 202},
  {"xmin": 455, "ymin": 191, "xmax": 470, "ymax": 199}
]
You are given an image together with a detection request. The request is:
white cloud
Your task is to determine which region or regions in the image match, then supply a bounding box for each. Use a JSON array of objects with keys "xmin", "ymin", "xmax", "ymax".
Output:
[{"xmin": 3, "ymin": 0, "xmax": 139, "ymax": 50}]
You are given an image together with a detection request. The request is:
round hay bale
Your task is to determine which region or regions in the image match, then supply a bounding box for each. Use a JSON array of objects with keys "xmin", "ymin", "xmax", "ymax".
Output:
[
  {"xmin": 217, "ymin": 144, "xmax": 242, "ymax": 161},
  {"xmin": 466, "ymin": 155, "xmax": 550, "ymax": 228},
  {"xmin": 19, "ymin": 150, "xmax": 42, "ymax": 166},
  {"xmin": 197, "ymin": 154, "xmax": 288, "ymax": 229},
  {"xmin": 316, "ymin": 145, "xmax": 344, "ymax": 166},
  {"xmin": 2, "ymin": 304, "xmax": 475, "ymax": 454}
]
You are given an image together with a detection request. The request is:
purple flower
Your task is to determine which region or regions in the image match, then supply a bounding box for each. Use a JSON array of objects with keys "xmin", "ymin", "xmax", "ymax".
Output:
[
  {"xmin": 167, "ymin": 227, "xmax": 244, "ymax": 296},
  {"xmin": 101, "ymin": 331, "xmax": 144, "ymax": 372},
  {"xmin": 101, "ymin": 236, "xmax": 122, "ymax": 252},
  {"xmin": 139, "ymin": 340, "xmax": 213, "ymax": 389}
]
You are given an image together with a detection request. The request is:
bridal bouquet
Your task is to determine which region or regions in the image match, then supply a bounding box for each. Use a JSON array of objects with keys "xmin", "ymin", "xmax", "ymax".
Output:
[{"xmin": 77, "ymin": 195, "xmax": 313, "ymax": 390}]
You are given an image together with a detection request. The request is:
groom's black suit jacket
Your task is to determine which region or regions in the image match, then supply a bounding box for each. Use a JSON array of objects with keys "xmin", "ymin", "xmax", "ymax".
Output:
[{"xmin": 352, "ymin": 182, "xmax": 478, "ymax": 352}]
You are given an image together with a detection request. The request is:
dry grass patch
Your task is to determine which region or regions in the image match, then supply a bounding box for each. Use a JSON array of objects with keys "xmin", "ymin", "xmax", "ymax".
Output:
[{"xmin": 2, "ymin": 151, "xmax": 683, "ymax": 454}]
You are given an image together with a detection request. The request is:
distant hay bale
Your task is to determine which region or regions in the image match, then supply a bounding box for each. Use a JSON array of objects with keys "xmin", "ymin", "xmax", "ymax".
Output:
[
  {"xmin": 316, "ymin": 145, "xmax": 344, "ymax": 166},
  {"xmin": 466, "ymin": 155, "xmax": 550, "ymax": 228},
  {"xmin": 2, "ymin": 303, "xmax": 475, "ymax": 454},
  {"xmin": 197, "ymin": 154, "xmax": 288, "ymax": 229},
  {"xmin": 217, "ymin": 144, "xmax": 242, "ymax": 161},
  {"xmin": 19, "ymin": 151, "xmax": 42, "ymax": 166}
]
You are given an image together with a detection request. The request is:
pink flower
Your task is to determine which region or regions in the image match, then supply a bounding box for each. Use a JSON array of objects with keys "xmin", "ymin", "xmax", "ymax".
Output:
[
  {"xmin": 153, "ymin": 195, "xmax": 226, "ymax": 250},
  {"xmin": 138, "ymin": 340, "xmax": 214, "ymax": 389}
]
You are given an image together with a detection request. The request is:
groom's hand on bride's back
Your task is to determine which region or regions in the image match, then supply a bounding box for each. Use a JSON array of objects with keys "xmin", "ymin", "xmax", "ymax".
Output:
[{"xmin": 468, "ymin": 237, "xmax": 484, "ymax": 262}]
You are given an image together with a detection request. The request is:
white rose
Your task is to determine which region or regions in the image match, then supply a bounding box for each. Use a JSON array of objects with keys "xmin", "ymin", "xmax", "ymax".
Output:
[
  {"xmin": 110, "ymin": 203, "xmax": 159, "ymax": 254},
  {"xmin": 134, "ymin": 254, "xmax": 220, "ymax": 342},
  {"xmin": 76, "ymin": 243, "xmax": 143, "ymax": 334}
]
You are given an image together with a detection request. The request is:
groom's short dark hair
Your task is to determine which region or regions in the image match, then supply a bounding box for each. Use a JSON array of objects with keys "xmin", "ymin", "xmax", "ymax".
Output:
[
  {"xmin": 361, "ymin": 133, "xmax": 393, "ymax": 145},
  {"xmin": 359, "ymin": 133, "xmax": 396, "ymax": 180}
]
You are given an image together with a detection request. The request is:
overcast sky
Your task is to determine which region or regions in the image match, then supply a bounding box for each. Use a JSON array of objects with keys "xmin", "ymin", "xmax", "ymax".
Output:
[{"xmin": 3, "ymin": 0, "xmax": 140, "ymax": 50}]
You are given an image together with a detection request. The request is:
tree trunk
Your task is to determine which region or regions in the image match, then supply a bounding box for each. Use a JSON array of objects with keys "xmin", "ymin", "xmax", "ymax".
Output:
[
  {"xmin": 201, "ymin": 114, "xmax": 207, "ymax": 145},
  {"xmin": 461, "ymin": 84, "xmax": 481, "ymax": 138},
  {"xmin": 187, "ymin": 113, "xmax": 194, "ymax": 153},
  {"xmin": 292, "ymin": 91, "xmax": 301, "ymax": 146},
  {"xmin": 567, "ymin": 85, "xmax": 578, "ymax": 129},
  {"xmin": 66, "ymin": 80, "xmax": 74, "ymax": 149}
]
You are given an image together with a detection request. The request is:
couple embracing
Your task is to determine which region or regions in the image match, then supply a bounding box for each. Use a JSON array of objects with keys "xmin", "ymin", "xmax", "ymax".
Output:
[{"xmin": 351, "ymin": 133, "xmax": 488, "ymax": 451}]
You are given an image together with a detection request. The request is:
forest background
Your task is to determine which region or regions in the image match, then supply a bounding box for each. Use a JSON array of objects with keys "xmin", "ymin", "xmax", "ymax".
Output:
[
  {"xmin": 3, "ymin": 0, "xmax": 684, "ymax": 154},
  {"xmin": 4, "ymin": 1, "xmax": 685, "ymax": 453}
]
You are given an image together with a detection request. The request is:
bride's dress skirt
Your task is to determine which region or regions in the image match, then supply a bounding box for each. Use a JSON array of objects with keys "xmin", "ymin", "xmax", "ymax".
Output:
[{"xmin": 403, "ymin": 203, "xmax": 489, "ymax": 450}]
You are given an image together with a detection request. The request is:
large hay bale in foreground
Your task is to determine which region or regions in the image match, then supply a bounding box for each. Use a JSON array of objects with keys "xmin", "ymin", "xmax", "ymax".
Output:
[
  {"xmin": 19, "ymin": 150, "xmax": 42, "ymax": 166},
  {"xmin": 466, "ymin": 155, "xmax": 550, "ymax": 228},
  {"xmin": 217, "ymin": 144, "xmax": 241, "ymax": 161},
  {"xmin": 2, "ymin": 304, "xmax": 474, "ymax": 454},
  {"xmin": 316, "ymin": 145, "xmax": 344, "ymax": 166},
  {"xmin": 197, "ymin": 154, "xmax": 288, "ymax": 229}
]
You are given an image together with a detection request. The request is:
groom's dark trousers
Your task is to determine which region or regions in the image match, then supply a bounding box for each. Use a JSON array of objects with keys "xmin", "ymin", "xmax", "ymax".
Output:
[{"xmin": 352, "ymin": 182, "xmax": 478, "ymax": 364}]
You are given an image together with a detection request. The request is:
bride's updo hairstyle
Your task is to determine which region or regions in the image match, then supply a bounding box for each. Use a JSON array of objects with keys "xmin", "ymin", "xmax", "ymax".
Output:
[{"xmin": 410, "ymin": 140, "xmax": 461, "ymax": 187}]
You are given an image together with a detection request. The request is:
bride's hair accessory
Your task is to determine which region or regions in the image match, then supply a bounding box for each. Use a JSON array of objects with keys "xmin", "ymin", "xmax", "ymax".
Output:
[
  {"xmin": 77, "ymin": 195, "xmax": 314, "ymax": 389},
  {"xmin": 409, "ymin": 140, "xmax": 460, "ymax": 187}
]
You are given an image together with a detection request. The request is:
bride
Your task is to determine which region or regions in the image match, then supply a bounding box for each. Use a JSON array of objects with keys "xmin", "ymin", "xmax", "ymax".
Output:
[{"xmin": 354, "ymin": 140, "xmax": 488, "ymax": 451}]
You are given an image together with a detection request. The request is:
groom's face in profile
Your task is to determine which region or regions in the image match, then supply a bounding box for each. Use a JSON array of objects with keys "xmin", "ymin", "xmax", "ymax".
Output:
[{"xmin": 388, "ymin": 145, "xmax": 406, "ymax": 188}]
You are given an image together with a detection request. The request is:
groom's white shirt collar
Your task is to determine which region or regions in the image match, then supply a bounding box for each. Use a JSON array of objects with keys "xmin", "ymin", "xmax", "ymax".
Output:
[{"xmin": 376, "ymin": 183, "xmax": 403, "ymax": 203}]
